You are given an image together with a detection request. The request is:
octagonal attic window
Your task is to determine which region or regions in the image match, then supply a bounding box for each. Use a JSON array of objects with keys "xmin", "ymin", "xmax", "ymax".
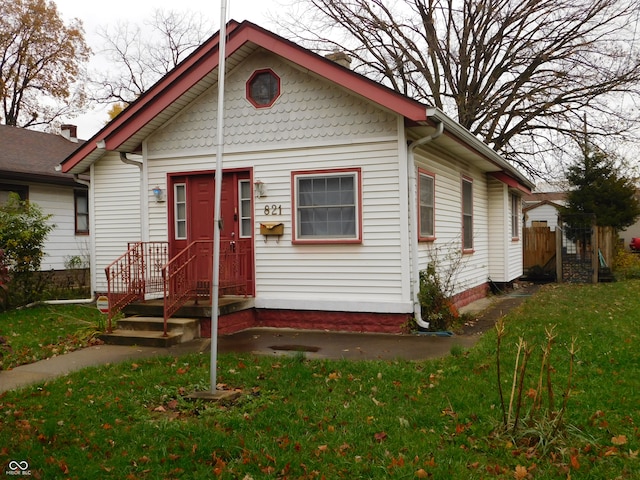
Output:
[{"xmin": 247, "ymin": 69, "xmax": 280, "ymax": 108}]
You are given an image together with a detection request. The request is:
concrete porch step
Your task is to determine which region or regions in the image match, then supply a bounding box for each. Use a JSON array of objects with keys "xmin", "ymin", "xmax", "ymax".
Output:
[{"xmin": 99, "ymin": 317, "xmax": 200, "ymax": 348}]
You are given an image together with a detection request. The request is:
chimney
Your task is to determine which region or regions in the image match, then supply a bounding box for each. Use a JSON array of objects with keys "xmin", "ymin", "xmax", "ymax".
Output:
[
  {"xmin": 325, "ymin": 50, "xmax": 352, "ymax": 69},
  {"xmin": 61, "ymin": 124, "xmax": 78, "ymax": 143}
]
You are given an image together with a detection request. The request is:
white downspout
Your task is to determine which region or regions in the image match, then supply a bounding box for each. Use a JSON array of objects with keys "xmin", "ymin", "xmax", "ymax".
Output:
[
  {"xmin": 120, "ymin": 152, "xmax": 149, "ymax": 242},
  {"xmin": 407, "ymin": 120, "xmax": 444, "ymax": 329}
]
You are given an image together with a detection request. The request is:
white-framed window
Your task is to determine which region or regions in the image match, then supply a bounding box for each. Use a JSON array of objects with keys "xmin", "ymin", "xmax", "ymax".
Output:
[
  {"xmin": 511, "ymin": 194, "xmax": 520, "ymax": 239},
  {"xmin": 239, "ymin": 180, "xmax": 252, "ymax": 238},
  {"xmin": 174, "ymin": 183, "xmax": 187, "ymax": 240},
  {"xmin": 292, "ymin": 168, "xmax": 361, "ymax": 243},
  {"xmin": 74, "ymin": 190, "xmax": 89, "ymax": 235},
  {"xmin": 418, "ymin": 169, "xmax": 435, "ymax": 240},
  {"xmin": 462, "ymin": 176, "xmax": 473, "ymax": 251}
]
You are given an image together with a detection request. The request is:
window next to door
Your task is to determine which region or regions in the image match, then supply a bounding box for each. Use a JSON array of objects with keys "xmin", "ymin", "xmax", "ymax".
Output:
[
  {"xmin": 239, "ymin": 180, "xmax": 252, "ymax": 237},
  {"xmin": 174, "ymin": 183, "xmax": 187, "ymax": 239},
  {"xmin": 292, "ymin": 168, "xmax": 362, "ymax": 244}
]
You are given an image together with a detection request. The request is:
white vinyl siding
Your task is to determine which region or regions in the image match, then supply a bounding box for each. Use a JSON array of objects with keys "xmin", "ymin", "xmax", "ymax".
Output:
[
  {"xmin": 92, "ymin": 153, "xmax": 142, "ymax": 292},
  {"xmin": 413, "ymin": 151, "xmax": 491, "ymax": 297},
  {"xmin": 487, "ymin": 178, "xmax": 523, "ymax": 282},
  {"xmin": 26, "ymin": 183, "xmax": 91, "ymax": 271},
  {"xmin": 139, "ymin": 52, "xmax": 410, "ymax": 312}
]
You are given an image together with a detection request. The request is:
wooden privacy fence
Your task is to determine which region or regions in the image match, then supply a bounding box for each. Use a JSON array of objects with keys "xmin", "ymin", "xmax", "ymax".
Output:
[
  {"xmin": 523, "ymin": 226, "xmax": 556, "ymax": 273},
  {"xmin": 523, "ymin": 225, "xmax": 617, "ymax": 282}
]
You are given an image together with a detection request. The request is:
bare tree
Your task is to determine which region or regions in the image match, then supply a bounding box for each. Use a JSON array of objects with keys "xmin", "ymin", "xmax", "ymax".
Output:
[
  {"xmin": 91, "ymin": 9, "xmax": 213, "ymax": 105},
  {"xmin": 277, "ymin": 0, "xmax": 640, "ymax": 176},
  {"xmin": 0, "ymin": 0, "xmax": 90, "ymax": 128}
]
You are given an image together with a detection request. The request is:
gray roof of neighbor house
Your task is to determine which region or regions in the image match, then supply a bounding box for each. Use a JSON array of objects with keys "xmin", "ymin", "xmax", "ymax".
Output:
[{"xmin": 0, "ymin": 124, "xmax": 84, "ymax": 186}]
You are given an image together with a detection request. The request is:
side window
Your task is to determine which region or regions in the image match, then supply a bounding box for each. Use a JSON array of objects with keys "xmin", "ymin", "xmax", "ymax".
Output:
[
  {"xmin": 462, "ymin": 177, "xmax": 473, "ymax": 251},
  {"xmin": 511, "ymin": 194, "xmax": 520, "ymax": 239},
  {"xmin": 292, "ymin": 168, "xmax": 361, "ymax": 243},
  {"xmin": 174, "ymin": 183, "xmax": 187, "ymax": 240},
  {"xmin": 239, "ymin": 180, "xmax": 252, "ymax": 238},
  {"xmin": 0, "ymin": 184, "xmax": 28, "ymax": 204},
  {"xmin": 418, "ymin": 170, "xmax": 435, "ymax": 240},
  {"xmin": 74, "ymin": 190, "xmax": 89, "ymax": 235}
]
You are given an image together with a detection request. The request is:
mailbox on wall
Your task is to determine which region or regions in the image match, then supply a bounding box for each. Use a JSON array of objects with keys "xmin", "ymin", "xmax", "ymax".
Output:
[{"xmin": 260, "ymin": 222, "xmax": 284, "ymax": 238}]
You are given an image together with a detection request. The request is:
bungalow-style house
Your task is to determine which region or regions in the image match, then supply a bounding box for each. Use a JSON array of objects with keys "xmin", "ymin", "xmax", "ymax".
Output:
[
  {"xmin": 60, "ymin": 20, "xmax": 533, "ymax": 335},
  {"xmin": 0, "ymin": 124, "xmax": 90, "ymax": 272}
]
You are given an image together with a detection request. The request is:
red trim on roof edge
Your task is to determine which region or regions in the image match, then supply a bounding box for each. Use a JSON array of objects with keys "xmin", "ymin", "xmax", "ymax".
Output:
[
  {"xmin": 61, "ymin": 20, "xmax": 429, "ymax": 173},
  {"xmin": 490, "ymin": 172, "xmax": 531, "ymax": 194}
]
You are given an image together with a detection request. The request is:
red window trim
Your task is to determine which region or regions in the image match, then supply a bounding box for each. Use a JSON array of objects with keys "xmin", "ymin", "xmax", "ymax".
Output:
[
  {"xmin": 291, "ymin": 167, "xmax": 363, "ymax": 245},
  {"xmin": 246, "ymin": 68, "xmax": 281, "ymax": 108},
  {"xmin": 417, "ymin": 168, "xmax": 436, "ymax": 242},
  {"xmin": 461, "ymin": 175, "xmax": 474, "ymax": 253},
  {"xmin": 511, "ymin": 194, "xmax": 521, "ymax": 241}
]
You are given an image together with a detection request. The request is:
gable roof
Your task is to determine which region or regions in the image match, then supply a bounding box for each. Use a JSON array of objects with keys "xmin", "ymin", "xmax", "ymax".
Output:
[
  {"xmin": 59, "ymin": 20, "xmax": 533, "ymax": 191},
  {"xmin": 0, "ymin": 125, "xmax": 83, "ymax": 186},
  {"xmin": 523, "ymin": 199, "xmax": 564, "ymax": 213}
]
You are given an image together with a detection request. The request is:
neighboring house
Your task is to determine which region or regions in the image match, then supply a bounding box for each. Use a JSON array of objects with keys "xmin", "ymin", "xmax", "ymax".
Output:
[
  {"xmin": 0, "ymin": 124, "xmax": 90, "ymax": 271},
  {"xmin": 525, "ymin": 190, "xmax": 640, "ymax": 251},
  {"xmin": 60, "ymin": 20, "xmax": 533, "ymax": 334},
  {"xmin": 522, "ymin": 192, "xmax": 567, "ymax": 231},
  {"xmin": 620, "ymin": 189, "xmax": 640, "ymax": 251}
]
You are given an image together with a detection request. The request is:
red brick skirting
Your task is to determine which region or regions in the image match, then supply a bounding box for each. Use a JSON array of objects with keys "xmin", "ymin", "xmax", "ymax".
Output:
[
  {"xmin": 199, "ymin": 282, "xmax": 490, "ymax": 337},
  {"xmin": 451, "ymin": 282, "xmax": 489, "ymax": 310}
]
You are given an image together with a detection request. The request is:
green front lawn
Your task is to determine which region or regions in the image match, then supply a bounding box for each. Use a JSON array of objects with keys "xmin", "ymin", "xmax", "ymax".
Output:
[
  {"xmin": 1, "ymin": 282, "xmax": 639, "ymax": 478},
  {"xmin": 0, "ymin": 303, "xmax": 105, "ymax": 370}
]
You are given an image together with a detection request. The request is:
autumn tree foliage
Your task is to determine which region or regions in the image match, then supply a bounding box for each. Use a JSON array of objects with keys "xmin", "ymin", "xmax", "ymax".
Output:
[
  {"xmin": 279, "ymin": 0, "xmax": 640, "ymax": 175},
  {"xmin": 0, "ymin": 0, "xmax": 90, "ymax": 128}
]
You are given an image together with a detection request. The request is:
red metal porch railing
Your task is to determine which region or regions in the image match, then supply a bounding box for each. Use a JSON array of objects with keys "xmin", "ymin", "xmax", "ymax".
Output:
[
  {"xmin": 105, "ymin": 242, "xmax": 169, "ymax": 332},
  {"xmin": 162, "ymin": 240, "xmax": 248, "ymax": 336}
]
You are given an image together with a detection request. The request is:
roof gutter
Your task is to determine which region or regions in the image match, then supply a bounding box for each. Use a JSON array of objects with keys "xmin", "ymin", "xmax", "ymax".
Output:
[
  {"xmin": 426, "ymin": 108, "xmax": 534, "ymax": 191},
  {"xmin": 407, "ymin": 117, "xmax": 444, "ymax": 330}
]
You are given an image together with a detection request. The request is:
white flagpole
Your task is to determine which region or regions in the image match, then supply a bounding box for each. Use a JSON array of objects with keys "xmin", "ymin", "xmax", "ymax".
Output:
[{"xmin": 210, "ymin": 0, "xmax": 228, "ymax": 393}]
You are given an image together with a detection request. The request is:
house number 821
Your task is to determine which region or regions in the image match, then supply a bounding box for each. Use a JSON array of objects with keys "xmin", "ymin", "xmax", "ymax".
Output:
[{"xmin": 264, "ymin": 204, "xmax": 282, "ymax": 215}]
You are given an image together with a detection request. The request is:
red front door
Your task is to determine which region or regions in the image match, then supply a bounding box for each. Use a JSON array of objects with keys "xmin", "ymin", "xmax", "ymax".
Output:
[{"xmin": 169, "ymin": 171, "xmax": 254, "ymax": 295}]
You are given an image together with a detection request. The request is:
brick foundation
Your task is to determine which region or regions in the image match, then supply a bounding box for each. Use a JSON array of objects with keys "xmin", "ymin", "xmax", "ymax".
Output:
[
  {"xmin": 255, "ymin": 309, "xmax": 411, "ymax": 334},
  {"xmin": 198, "ymin": 283, "xmax": 491, "ymax": 337},
  {"xmin": 451, "ymin": 282, "xmax": 489, "ymax": 309}
]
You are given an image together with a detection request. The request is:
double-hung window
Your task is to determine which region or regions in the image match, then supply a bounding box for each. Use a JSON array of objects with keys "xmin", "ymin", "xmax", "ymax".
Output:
[
  {"xmin": 418, "ymin": 169, "xmax": 435, "ymax": 240},
  {"xmin": 292, "ymin": 168, "xmax": 361, "ymax": 243},
  {"xmin": 511, "ymin": 194, "xmax": 520, "ymax": 239},
  {"xmin": 462, "ymin": 177, "xmax": 474, "ymax": 251},
  {"xmin": 74, "ymin": 190, "xmax": 89, "ymax": 235}
]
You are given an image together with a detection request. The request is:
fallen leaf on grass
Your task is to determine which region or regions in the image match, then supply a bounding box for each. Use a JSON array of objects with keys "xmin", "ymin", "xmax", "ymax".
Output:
[
  {"xmin": 374, "ymin": 431, "xmax": 388, "ymax": 443},
  {"xmin": 415, "ymin": 469, "xmax": 429, "ymax": 478},
  {"xmin": 514, "ymin": 465, "xmax": 528, "ymax": 479},
  {"xmin": 611, "ymin": 435, "xmax": 627, "ymax": 445},
  {"xmin": 570, "ymin": 454, "xmax": 580, "ymax": 470}
]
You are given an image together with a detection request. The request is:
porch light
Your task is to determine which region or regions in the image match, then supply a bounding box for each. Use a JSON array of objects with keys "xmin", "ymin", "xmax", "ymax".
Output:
[
  {"xmin": 254, "ymin": 180, "xmax": 267, "ymax": 199},
  {"xmin": 152, "ymin": 186, "xmax": 165, "ymax": 203}
]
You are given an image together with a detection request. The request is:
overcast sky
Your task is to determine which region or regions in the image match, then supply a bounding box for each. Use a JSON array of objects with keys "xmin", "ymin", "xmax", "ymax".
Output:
[{"xmin": 54, "ymin": 0, "xmax": 281, "ymax": 137}]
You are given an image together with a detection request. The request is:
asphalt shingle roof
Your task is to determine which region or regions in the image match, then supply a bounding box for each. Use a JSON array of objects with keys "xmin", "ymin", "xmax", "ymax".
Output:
[{"xmin": 0, "ymin": 125, "xmax": 83, "ymax": 185}]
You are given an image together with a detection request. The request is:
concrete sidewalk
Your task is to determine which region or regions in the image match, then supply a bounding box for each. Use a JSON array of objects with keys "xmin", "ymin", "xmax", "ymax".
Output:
[{"xmin": 0, "ymin": 284, "xmax": 538, "ymax": 394}]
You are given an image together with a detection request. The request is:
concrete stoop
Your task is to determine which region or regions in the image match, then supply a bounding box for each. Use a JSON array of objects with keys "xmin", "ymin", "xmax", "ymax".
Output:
[{"xmin": 99, "ymin": 317, "xmax": 200, "ymax": 348}]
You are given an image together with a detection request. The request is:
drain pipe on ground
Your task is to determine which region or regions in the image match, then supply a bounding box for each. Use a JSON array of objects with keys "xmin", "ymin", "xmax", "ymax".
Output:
[{"xmin": 407, "ymin": 120, "xmax": 444, "ymax": 330}]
